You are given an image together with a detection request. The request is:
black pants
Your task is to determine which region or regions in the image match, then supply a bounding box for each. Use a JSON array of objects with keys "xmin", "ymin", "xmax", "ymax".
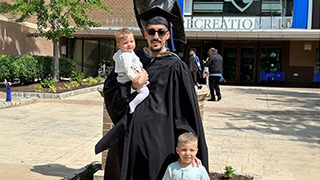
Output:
[{"xmin": 208, "ymin": 76, "xmax": 221, "ymax": 99}]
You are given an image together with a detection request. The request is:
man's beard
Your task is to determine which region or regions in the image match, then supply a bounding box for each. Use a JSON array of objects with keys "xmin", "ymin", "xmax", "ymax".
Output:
[
  {"xmin": 150, "ymin": 39, "xmax": 163, "ymax": 52},
  {"xmin": 151, "ymin": 47, "xmax": 162, "ymax": 52}
]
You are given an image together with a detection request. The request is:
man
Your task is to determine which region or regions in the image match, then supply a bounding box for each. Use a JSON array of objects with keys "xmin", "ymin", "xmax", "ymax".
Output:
[
  {"xmin": 204, "ymin": 48, "xmax": 223, "ymax": 101},
  {"xmin": 188, "ymin": 48, "xmax": 202, "ymax": 89},
  {"xmin": 95, "ymin": 6, "xmax": 208, "ymax": 180}
]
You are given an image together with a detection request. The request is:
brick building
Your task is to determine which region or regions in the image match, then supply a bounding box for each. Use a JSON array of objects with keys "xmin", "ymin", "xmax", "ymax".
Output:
[{"xmin": 1, "ymin": 0, "xmax": 319, "ymax": 87}]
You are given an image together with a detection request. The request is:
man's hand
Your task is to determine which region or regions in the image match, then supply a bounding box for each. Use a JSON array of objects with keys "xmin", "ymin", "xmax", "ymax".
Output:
[
  {"xmin": 132, "ymin": 67, "xmax": 148, "ymax": 90},
  {"xmin": 192, "ymin": 157, "xmax": 202, "ymax": 167}
]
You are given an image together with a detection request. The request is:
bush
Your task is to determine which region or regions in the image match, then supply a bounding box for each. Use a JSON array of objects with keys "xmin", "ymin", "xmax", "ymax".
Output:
[
  {"xmin": 0, "ymin": 55, "xmax": 76, "ymax": 83},
  {"xmin": 0, "ymin": 55, "xmax": 17, "ymax": 82},
  {"xmin": 86, "ymin": 76, "xmax": 97, "ymax": 85},
  {"xmin": 95, "ymin": 76, "xmax": 104, "ymax": 83},
  {"xmin": 59, "ymin": 57, "xmax": 76, "ymax": 78},
  {"xmin": 70, "ymin": 71, "xmax": 85, "ymax": 84},
  {"xmin": 34, "ymin": 84, "xmax": 42, "ymax": 91},
  {"xmin": 32, "ymin": 55, "xmax": 52, "ymax": 80},
  {"xmin": 11, "ymin": 55, "xmax": 38, "ymax": 83},
  {"xmin": 49, "ymin": 86, "xmax": 57, "ymax": 93},
  {"xmin": 71, "ymin": 81, "xmax": 79, "ymax": 87},
  {"xmin": 64, "ymin": 83, "xmax": 71, "ymax": 89},
  {"xmin": 40, "ymin": 79, "xmax": 54, "ymax": 88},
  {"xmin": 32, "ymin": 55, "xmax": 76, "ymax": 80}
]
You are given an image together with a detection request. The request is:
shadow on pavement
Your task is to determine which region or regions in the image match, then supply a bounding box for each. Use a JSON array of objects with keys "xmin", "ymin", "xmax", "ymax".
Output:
[
  {"xmin": 221, "ymin": 110, "xmax": 319, "ymax": 146},
  {"xmin": 30, "ymin": 164, "xmax": 77, "ymax": 178}
]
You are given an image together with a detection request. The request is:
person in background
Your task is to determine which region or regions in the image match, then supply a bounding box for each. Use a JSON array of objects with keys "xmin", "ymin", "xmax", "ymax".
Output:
[
  {"xmin": 162, "ymin": 132, "xmax": 210, "ymax": 180},
  {"xmin": 113, "ymin": 28, "xmax": 149, "ymax": 114},
  {"xmin": 202, "ymin": 57, "xmax": 210, "ymax": 97},
  {"xmin": 188, "ymin": 48, "xmax": 202, "ymax": 89},
  {"xmin": 204, "ymin": 48, "xmax": 223, "ymax": 101}
]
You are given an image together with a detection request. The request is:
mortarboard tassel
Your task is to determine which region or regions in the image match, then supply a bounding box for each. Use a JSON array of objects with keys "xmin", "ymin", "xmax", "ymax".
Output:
[{"xmin": 169, "ymin": 22, "xmax": 176, "ymax": 52}]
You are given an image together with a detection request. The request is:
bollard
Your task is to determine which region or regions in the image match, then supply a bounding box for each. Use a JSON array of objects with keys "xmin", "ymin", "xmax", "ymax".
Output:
[{"xmin": 6, "ymin": 81, "xmax": 11, "ymax": 101}]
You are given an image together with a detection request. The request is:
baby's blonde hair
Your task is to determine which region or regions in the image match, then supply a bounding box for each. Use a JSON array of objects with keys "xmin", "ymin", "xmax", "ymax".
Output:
[
  {"xmin": 115, "ymin": 28, "xmax": 133, "ymax": 43},
  {"xmin": 177, "ymin": 132, "xmax": 198, "ymax": 147}
]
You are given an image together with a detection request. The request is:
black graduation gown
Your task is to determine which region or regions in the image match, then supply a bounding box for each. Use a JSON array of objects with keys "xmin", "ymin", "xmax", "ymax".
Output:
[{"xmin": 95, "ymin": 50, "xmax": 208, "ymax": 180}]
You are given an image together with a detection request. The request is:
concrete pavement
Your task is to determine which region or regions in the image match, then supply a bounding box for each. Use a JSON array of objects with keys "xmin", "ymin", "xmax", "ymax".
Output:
[
  {"xmin": 0, "ymin": 85, "xmax": 319, "ymax": 180},
  {"xmin": 204, "ymin": 86, "xmax": 320, "ymax": 180},
  {"xmin": 0, "ymin": 90, "xmax": 104, "ymax": 180}
]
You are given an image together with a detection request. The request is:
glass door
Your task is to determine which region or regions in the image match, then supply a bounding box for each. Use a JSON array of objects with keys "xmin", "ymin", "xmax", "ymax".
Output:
[
  {"xmin": 222, "ymin": 44, "xmax": 257, "ymax": 84},
  {"xmin": 239, "ymin": 47, "xmax": 255, "ymax": 82},
  {"xmin": 223, "ymin": 47, "xmax": 237, "ymax": 81}
]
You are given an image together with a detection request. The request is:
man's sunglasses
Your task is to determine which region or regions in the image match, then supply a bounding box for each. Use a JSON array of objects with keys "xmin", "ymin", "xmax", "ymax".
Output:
[{"xmin": 146, "ymin": 28, "xmax": 169, "ymax": 36}]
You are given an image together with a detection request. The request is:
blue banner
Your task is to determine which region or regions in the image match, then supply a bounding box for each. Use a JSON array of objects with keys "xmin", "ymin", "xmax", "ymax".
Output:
[
  {"xmin": 260, "ymin": 71, "xmax": 285, "ymax": 81},
  {"xmin": 292, "ymin": 0, "xmax": 309, "ymax": 28},
  {"xmin": 314, "ymin": 73, "xmax": 320, "ymax": 82},
  {"xmin": 177, "ymin": 0, "xmax": 184, "ymax": 15}
]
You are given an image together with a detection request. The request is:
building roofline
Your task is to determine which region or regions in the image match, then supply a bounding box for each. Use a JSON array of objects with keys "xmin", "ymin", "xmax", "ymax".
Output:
[{"xmin": 74, "ymin": 27, "xmax": 320, "ymax": 41}]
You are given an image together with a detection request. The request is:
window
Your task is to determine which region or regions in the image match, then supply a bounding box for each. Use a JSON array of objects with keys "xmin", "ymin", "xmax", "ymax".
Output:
[
  {"xmin": 260, "ymin": 48, "xmax": 281, "ymax": 72},
  {"xmin": 193, "ymin": 0, "xmax": 223, "ymax": 15},
  {"xmin": 67, "ymin": 39, "xmax": 83, "ymax": 72},
  {"xmin": 259, "ymin": 48, "xmax": 284, "ymax": 81},
  {"xmin": 191, "ymin": 0, "xmax": 293, "ymax": 17}
]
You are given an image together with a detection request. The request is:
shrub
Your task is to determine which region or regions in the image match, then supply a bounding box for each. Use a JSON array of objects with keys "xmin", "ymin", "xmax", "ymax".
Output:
[
  {"xmin": 86, "ymin": 76, "xmax": 97, "ymax": 85},
  {"xmin": 11, "ymin": 55, "xmax": 38, "ymax": 83},
  {"xmin": 32, "ymin": 55, "xmax": 52, "ymax": 80},
  {"xmin": 59, "ymin": 57, "xmax": 76, "ymax": 78},
  {"xmin": 34, "ymin": 84, "xmax": 42, "ymax": 91},
  {"xmin": 64, "ymin": 83, "xmax": 71, "ymax": 89},
  {"xmin": 40, "ymin": 79, "xmax": 54, "ymax": 88},
  {"xmin": 0, "ymin": 55, "xmax": 17, "ymax": 82},
  {"xmin": 70, "ymin": 71, "xmax": 85, "ymax": 84},
  {"xmin": 95, "ymin": 76, "xmax": 104, "ymax": 83},
  {"xmin": 1, "ymin": 55, "xmax": 76, "ymax": 83},
  {"xmin": 71, "ymin": 81, "xmax": 79, "ymax": 87},
  {"xmin": 49, "ymin": 86, "xmax": 56, "ymax": 93}
]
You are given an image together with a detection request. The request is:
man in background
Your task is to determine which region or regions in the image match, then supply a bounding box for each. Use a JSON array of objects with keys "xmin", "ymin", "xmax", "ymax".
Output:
[
  {"xmin": 204, "ymin": 48, "xmax": 223, "ymax": 101},
  {"xmin": 188, "ymin": 48, "xmax": 202, "ymax": 89}
]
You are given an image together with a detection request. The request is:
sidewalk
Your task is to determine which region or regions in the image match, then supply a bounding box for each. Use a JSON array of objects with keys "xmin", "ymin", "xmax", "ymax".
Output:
[
  {"xmin": 203, "ymin": 85, "xmax": 320, "ymax": 180},
  {"xmin": 0, "ymin": 85, "xmax": 319, "ymax": 180}
]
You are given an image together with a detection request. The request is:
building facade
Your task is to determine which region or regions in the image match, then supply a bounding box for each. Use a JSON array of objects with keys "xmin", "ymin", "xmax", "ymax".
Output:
[
  {"xmin": 1, "ymin": 0, "xmax": 319, "ymax": 87},
  {"xmin": 66, "ymin": 0, "xmax": 320, "ymax": 87}
]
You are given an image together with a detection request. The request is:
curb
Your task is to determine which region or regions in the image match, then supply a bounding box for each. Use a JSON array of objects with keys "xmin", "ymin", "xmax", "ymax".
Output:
[
  {"xmin": 0, "ymin": 84, "xmax": 103, "ymax": 109},
  {"xmin": 11, "ymin": 84, "xmax": 103, "ymax": 99},
  {"xmin": 0, "ymin": 96, "xmax": 38, "ymax": 109}
]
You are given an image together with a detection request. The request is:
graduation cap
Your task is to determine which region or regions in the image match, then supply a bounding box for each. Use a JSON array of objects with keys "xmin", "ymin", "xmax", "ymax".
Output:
[
  {"xmin": 136, "ymin": 7, "xmax": 179, "ymax": 29},
  {"xmin": 133, "ymin": 0, "xmax": 186, "ymax": 51}
]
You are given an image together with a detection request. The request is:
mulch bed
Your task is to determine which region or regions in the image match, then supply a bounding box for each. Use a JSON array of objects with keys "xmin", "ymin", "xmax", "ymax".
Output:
[
  {"xmin": 70, "ymin": 164, "xmax": 253, "ymax": 180},
  {"xmin": 209, "ymin": 172, "xmax": 253, "ymax": 180},
  {"xmin": 10, "ymin": 80, "xmax": 103, "ymax": 94}
]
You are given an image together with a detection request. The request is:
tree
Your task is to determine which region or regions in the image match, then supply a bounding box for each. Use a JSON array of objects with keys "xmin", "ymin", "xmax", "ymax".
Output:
[{"xmin": 0, "ymin": 0, "xmax": 113, "ymax": 81}]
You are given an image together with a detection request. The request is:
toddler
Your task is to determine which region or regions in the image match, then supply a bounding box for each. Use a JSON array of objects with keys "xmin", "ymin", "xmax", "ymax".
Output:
[{"xmin": 113, "ymin": 28, "xmax": 149, "ymax": 114}]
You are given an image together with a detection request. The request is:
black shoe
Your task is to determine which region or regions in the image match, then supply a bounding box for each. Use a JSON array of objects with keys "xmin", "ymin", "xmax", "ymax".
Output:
[
  {"xmin": 198, "ymin": 85, "xmax": 202, "ymax": 90},
  {"xmin": 217, "ymin": 96, "xmax": 222, "ymax": 101},
  {"xmin": 207, "ymin": 98, "xmax": 216, "ymax": 101}
]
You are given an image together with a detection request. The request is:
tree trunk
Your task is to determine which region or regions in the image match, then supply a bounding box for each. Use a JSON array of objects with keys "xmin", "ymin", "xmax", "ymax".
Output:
[{"xmin": 53, "ymin": 41, "xmax": 60, "ymax": 81}]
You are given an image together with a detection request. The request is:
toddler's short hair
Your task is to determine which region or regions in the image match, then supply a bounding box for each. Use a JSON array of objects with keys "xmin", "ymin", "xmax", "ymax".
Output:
[
  {"xmin": 178, "ymin": 132, "xmax": 198, "ymax": 146},
  {"xmin": 115, "ymin": 28, "xmax": 133, "ymax": 43}
]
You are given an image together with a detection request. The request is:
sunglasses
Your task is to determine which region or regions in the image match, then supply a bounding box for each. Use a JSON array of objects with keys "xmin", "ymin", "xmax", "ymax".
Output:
[{"xmin": 146, "ymin": 28, "xmax": 168, "ymax": 36}]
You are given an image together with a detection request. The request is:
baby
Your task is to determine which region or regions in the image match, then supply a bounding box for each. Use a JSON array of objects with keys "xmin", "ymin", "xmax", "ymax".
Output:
[
  {"xmin": 162, "ymin": 132, "xmax": 210, "ymax": 180},
  {"xmin": 113, "ymin": 28, "xmax": 149, "ymax": 114}
]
